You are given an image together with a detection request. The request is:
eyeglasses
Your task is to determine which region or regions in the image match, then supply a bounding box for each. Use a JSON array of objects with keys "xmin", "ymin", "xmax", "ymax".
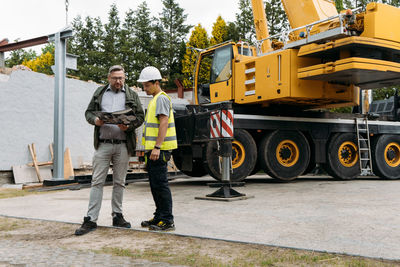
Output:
[{"xmin": 110, "ymin": 77, "xmax": 125, "ymax": 81}]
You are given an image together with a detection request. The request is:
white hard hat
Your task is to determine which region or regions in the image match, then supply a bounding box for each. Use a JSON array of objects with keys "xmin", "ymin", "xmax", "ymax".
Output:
[{"xmin": 137, "ymin": 66, "xmax": 162, "ymax": 82}]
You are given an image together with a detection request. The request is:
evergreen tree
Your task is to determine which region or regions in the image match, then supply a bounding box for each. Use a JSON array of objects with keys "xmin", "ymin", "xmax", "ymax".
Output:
[
  {"xmin": 151, "ymin": 21, "xmax": 166, "ymax": 71},
  {"xmin": 120, "ymin": 9, "xmax": 137, "ymax": 85},
  {"xmin": 121, "ymin": 2, "xmax": 156, "ymax": 86},
  {"xmin": 235, "ymin": 0, "xmax": 256, "ymax": 42},
  {"xmin": 69, "ymin": 15, "xmax": 104, "ymax": 82},
  {"xmin": 335, "ymin": 0, "xmax": 345, "ymax": 12},
  {"xmin": 210, "ymin": 16, "xmax": 229, "ymax": 46},
  {"xmin": 265, "ymin": 0, "xmax": 289, "ymax": 36},
  {"xmin": 226, "ymin": 22, "xmax": 240, "ymax": 42},
  {"xmin": 181, "ymin": 24, "xmax": 209, "ymax": 88},
  {"xmin": 159, "ymin": 0, "xmax": 192, "ymax": 88},
  {"xmin": 102, "ymin": 4, "xmax": 123, "ymax": 77}
]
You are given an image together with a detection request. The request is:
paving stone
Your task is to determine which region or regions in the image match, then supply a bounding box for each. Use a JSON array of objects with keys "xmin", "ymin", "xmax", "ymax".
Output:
[{"xmin": 0, "ymin": 240, "xmax": 185, "ymax": 267}]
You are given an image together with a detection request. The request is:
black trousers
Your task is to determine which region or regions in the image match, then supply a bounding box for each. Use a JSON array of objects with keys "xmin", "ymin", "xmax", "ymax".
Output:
[{"xmin": 146, "ymin": 151, "xmax": 173, "ymax": 223}]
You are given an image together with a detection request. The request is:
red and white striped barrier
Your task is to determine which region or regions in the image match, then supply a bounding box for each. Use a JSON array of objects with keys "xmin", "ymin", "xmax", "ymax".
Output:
[{"xmin": 210, "ymin": 109, "xmax": 234, "ymax": 139}]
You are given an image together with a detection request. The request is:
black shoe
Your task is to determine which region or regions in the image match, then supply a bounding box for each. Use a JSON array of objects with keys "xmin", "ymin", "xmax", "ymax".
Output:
[
  {"xmin": 112, "ymin": 213, "xmax": 131, "ymax": 228},
  {"xmin": 149, "ymin": 221, "xmax": 175, "ymax": 231},
  {"xmin": 75, "ymin": 216, "xmax": 97, "ymax": 236},
  {"xmin": 141, "ymin": 217, "xmax": 159, "ymax": 228}
]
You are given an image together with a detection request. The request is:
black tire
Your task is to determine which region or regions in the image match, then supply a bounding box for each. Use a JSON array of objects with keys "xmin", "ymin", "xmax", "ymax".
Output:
[
  {"xmin": 258, "ymin": 130, "xmax": 310, "ymax": 181},
  {"xmin": 172, "ymin": 148, "xmax": 207, "ymax": 177},
  {"xmin": 371, "ymin": 135, "xmax": 400, "ymax": 179},
  {"xmin": 324, "ymin": 133, "xmax": 365, "ymax": 180},
  {"xmin": 204, "ymin": 129, "xmax": 257, "ymax": 181}
]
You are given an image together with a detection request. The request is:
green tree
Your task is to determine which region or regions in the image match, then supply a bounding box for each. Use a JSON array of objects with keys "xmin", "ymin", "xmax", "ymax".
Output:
[
  {"xmin": 69, "ymin": 15, "xmax": 104, "ymax": 82},
  {"xmin": 159, "ymin": 0, "xmax": 192, "ymax": 88},
  {"xmin": 121, "ymin": 2, "xmax": 156, "ymax": 86},
  {"xmin": 265, "ymin": 0, "xmax": 289, "ymax": 36},
  {"xmin": 335, "ymin": 0, "xmax": 345, "ymax": 11},
  {"xmin": 182, "ymin": 24, "xmax": 209, "ymax": 88},
  {"xmin": 20, "ymin": 43, "xmax": 54, "ymax": 75},
  {"xmin": 5, "ymin": 47, "xmax": 36, "ymax": 68},
  {"xmin": 226, "ymin": 22, "xmax": 240, "ymax": 42},
  {"xmin": 210, "ymin": 16, "xmax": 229, "ymax": 46},
  {"xmin": 102, "ymin": 4, "xmax": 123, "ymax": 76},
  {"xmin": 235, "ymin": 0, "xmax": 256, "ymax": 42}
]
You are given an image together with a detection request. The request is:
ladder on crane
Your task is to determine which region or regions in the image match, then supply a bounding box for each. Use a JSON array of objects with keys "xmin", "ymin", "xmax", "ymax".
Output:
[{"xmin": 355, "ymin": 117, "xmax": 373, "ymax": 175}]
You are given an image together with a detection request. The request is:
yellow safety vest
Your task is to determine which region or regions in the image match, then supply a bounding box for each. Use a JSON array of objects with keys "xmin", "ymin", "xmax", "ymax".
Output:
[{"xmin": 142, "ymin": 91, "xmax": 178, "ymax": 150}]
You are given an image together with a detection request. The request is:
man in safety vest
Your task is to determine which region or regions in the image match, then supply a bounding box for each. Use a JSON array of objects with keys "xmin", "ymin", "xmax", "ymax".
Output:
[{"xmin": 138, "ymin": 66, "xmax": 178, "ymax": 231}]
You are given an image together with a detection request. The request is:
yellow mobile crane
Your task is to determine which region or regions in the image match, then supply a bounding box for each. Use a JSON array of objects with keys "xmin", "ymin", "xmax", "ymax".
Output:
[{"xmin": 172, "ymin": 0, "xmax": 400, "ymax": 182}]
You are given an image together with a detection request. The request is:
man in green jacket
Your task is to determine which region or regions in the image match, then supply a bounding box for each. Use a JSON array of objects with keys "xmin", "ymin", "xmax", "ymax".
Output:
[{"xmin": 75, "ymin": 65, "xmax": 144, "ymax": 236}]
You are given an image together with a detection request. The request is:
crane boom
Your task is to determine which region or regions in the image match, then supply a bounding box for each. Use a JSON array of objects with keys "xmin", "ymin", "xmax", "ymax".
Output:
[{"xmin": 251, "ymin": 0, "xmax": 272, "ymax": 53}]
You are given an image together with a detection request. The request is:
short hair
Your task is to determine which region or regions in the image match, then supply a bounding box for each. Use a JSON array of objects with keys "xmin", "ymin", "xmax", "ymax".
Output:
[{"xmin": 108, "ymin": 65, "xmax": 125, "ymax": 75}]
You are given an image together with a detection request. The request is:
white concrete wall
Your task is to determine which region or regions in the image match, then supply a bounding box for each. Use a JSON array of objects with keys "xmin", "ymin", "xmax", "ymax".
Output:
[
  {"xmin": 0, "ymin": 70, "xmax": 191, "ymax": 171},
  {"xmin": 0, "ymin": 70, "xmax": 98, "ymax": 170}
]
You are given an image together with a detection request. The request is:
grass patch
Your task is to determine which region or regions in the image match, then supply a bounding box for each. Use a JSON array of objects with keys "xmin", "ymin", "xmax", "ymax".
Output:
[
  {"xmin": 98, "ymin": 246, "xmax": 226, "ymax": 266},
  {"xmin": 0, "ymin": 217, "xmax": 29, "ymax": 231},
  {"xmin": 97, "ymin": 241, "xmax": 400, "ymax": 267}
]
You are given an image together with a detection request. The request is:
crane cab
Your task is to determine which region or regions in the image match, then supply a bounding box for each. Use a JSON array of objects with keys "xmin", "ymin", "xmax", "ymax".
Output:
[{"xmin": 194, "ymin": 42, "xmax": 256, "ymax": 105}]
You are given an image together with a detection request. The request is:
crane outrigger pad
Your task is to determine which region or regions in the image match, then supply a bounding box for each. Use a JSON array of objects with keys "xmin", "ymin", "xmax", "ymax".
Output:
[{"xmin": 298, "ymin": 57, "xmax": 400, "ymax": 89}]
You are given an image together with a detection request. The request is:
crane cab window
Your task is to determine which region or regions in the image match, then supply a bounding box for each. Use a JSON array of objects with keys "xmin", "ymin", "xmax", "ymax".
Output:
[
  {"xmin": 210, "ymin": 45, "xmax": 233, "ymax": 84},
  {"xmin": 197, "ymin": 53, "xmax": 213, "ymax": 104},
  {"xmin": 197, "ymin": 45, "xmax": 233, "ymax": 104}
]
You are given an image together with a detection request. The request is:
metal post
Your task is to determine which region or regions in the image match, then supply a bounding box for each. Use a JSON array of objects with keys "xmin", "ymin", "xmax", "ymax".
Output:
[
  {"xmin": 220, "ymin": 140, "xmax": 232, "ymax": 182},
  {"xmin": 53, "ymin": 31, "xmax": 66, "ymax": 180},
  {"xmin": 45, "ymin": 27, "xmax": 73, "ymax": 182},
  {"xmin": 0, "ymin": 52, "xmax": 5, "ymax": 68}
]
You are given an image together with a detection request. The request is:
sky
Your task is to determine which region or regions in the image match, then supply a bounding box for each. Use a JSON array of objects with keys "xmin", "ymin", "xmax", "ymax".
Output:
[{"xmin": 1, "ymin": 0, "xmax": 239, "ymax": 54}]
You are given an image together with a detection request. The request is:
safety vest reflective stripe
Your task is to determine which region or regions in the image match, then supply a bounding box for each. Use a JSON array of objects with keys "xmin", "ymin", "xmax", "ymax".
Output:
[
  {"xmin": 144, "ymin": 122, "xmax": 175, "ymax": 128},
  {"xmin": 143, "ymin": 136, "xmax": 177, "ymax": 141},
  {"xmin": 142, "ymin": 91, "xmax": 178, "ymax": 150}
]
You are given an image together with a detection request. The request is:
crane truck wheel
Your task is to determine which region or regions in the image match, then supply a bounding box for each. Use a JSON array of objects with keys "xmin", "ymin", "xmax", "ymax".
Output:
[
  {"xmin": 172, "ymin": 147, "xmax": 208, "ymax": 177},
  {"xmin": 204, "ymin": 129, "xmax": 257, "ymax": 181},
  {"xmin": 371, "ymin": 135, "xmax": 400, "ymax": 179},
  {"xmin": 258, "ymin": 130, "xmax": 310, "ymax": 181},
  {"xmin": 324, "ymin": 133, "xmax": 366, "ymax": 180}
]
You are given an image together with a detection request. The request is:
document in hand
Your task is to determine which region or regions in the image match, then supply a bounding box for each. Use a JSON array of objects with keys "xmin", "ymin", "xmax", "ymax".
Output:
[{"xmin": 94, "ymin": 109, "xmax": 138, "ymax": 125}]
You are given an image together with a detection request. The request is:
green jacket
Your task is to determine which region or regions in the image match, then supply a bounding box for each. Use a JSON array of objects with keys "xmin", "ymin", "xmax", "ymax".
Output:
[{"xmin": 85, "ymin": 84, "xmax": 145, "ymax": 155}]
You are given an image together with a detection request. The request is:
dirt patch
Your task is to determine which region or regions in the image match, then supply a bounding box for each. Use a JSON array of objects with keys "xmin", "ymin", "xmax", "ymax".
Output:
[{"xmin": 0, "ymin": 216, "xmax": 398, "ymax": 267}]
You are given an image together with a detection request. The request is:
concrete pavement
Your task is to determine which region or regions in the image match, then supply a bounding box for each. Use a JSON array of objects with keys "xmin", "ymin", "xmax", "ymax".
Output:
[{"xmin": 0, "ymin": 175, "xmax": 399, "ymax": 260}]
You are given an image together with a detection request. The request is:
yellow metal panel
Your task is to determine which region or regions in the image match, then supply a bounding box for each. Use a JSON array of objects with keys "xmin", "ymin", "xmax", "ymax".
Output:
[
  {"xmin": 362, "ymin": 3, "xmax": 400, "ymax": 43},
  {"xmin": 281, "ymin": 0, "xmax": 338, "ymax": 29},
  {"xmin": 233, "ymin": 48, "xmax": 359, "ymax": 107},
  {"xmin": 209, "ymin": 78, "xmax": 233, "ymax": 103},
  {"xmin": 298, "ymin": 36, "xmax": 400, "ymax": 57},
  {"xmin": 298, "ymin": 57, "xmax": 400, "ymax": 79},
  {"xmin": 234, "ymin": 50, "xmax": 291, "ymax": 104}
]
